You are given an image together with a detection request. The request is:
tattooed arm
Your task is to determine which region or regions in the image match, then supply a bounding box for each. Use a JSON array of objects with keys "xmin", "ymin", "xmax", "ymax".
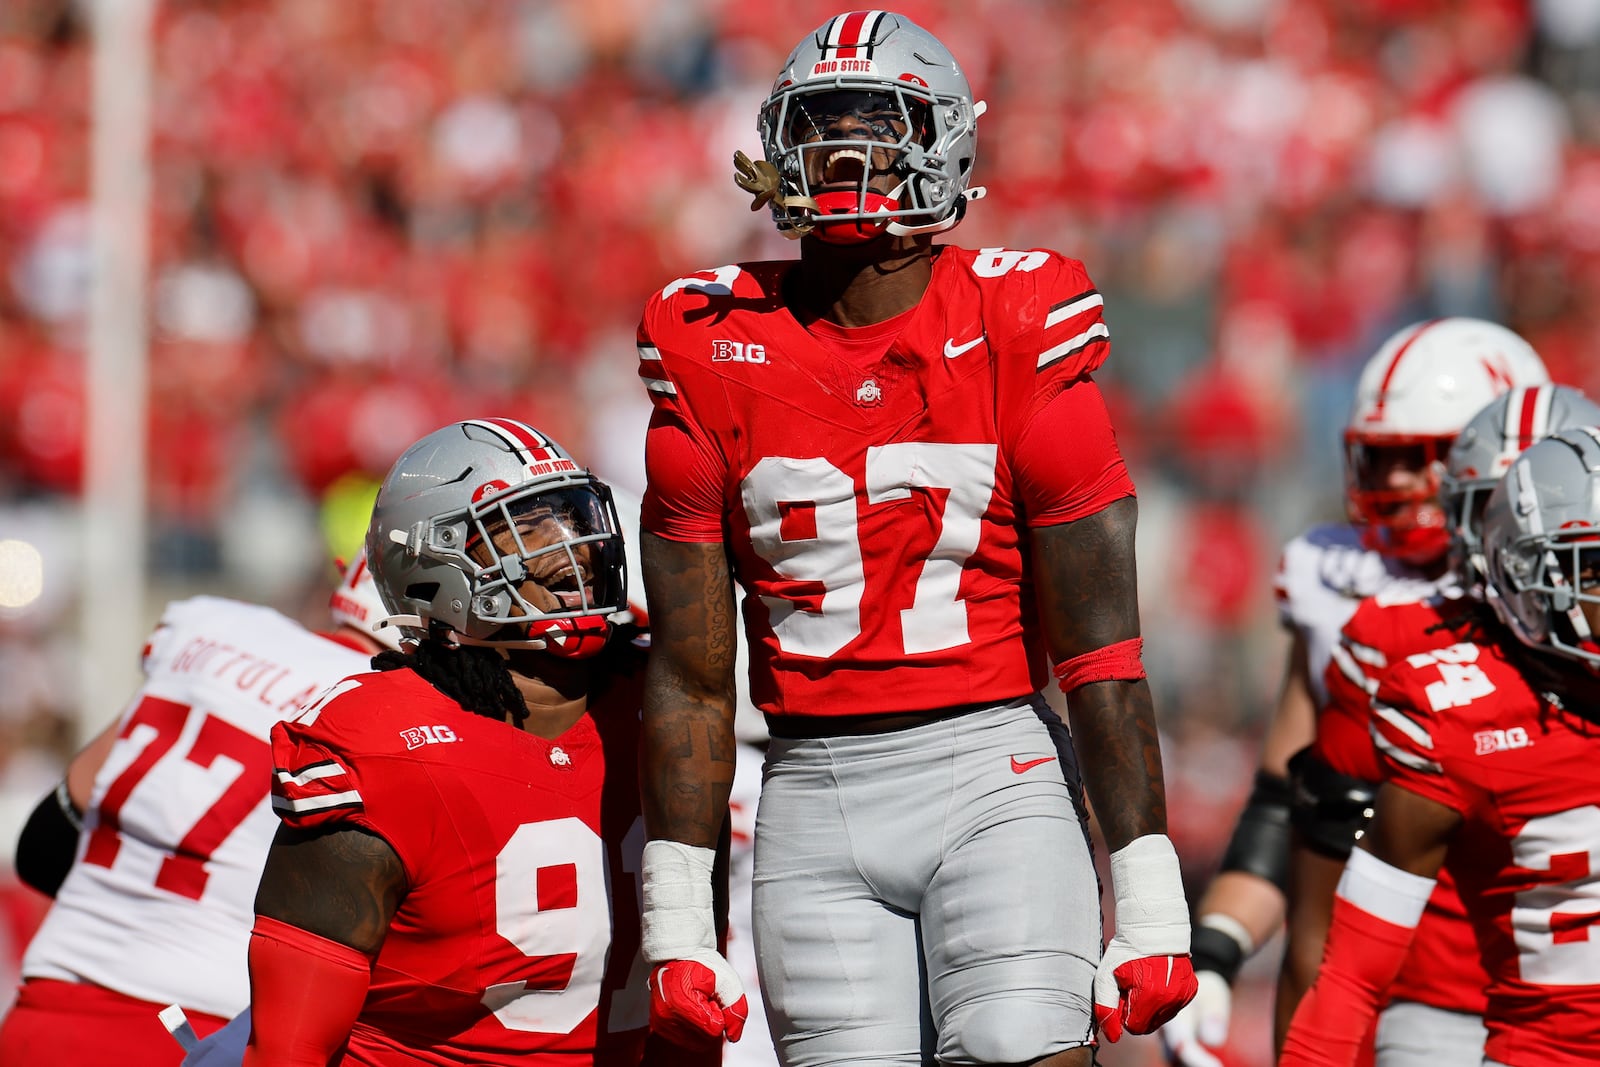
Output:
[
  {"xmin": 254, "ymin": 824, "xmax": 407, "ymax": 952},
  {"xmin": 634, "ymin": 532, "xmax": 749, "ymax": 1043},
  {"xmin": 638, "ymin": 532, "xmax": 740, "ymax": 849},
  {"xmin": 1032, "ymin": 496, "xmax": 1167, "ymax": 849},
  {"xmin": 1035, "ymin": 495, "xmax": 1195, "ymax": 1038},
  {"xmin": 244, "ymin": 825, "xmax": 406, "ymax": 1065}
]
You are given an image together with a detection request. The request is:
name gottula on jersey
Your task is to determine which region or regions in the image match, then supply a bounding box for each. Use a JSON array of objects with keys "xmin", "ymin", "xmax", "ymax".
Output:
[{"xmin": 634, "ymin": 246, "xmax": 1132, "ymax": 718}]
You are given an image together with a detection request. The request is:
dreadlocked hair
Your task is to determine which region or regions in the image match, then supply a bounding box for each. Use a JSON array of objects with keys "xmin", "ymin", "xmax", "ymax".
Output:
[
  {"xmin": 373, "ymin": 641, "xmax": 529, "ymax": 726},
  {"xmin": 1424, "ymin": 595, "xmax": 1498, "ymax": 645}
]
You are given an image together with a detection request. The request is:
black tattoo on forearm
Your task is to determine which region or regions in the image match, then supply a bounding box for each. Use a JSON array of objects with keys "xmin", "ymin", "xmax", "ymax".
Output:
[{"xmin": 640, "ymin": 533, "xmax": 739, "ymax": 847}]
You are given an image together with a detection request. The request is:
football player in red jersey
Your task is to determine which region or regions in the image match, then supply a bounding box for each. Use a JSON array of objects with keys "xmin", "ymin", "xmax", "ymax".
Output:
[
  {"xmin": 241, "ymin": 419, "xmax": 712, "ymax": 1067},
  {"xmin": 633, "ymin": 12, "xmax": 1193, "ymax": 1067},
  {"xmin": 0, "ymin": 558, "xmax": 392, "ymax": 1067},
  {"xmin": 1159, "ymin": 320, "xmax": 1549, "ymax": 1066},
  {"xmin": 1281, "ymin": 425, "xmax": 1600, "ymax": 1067},
  {"xmin": 1276, "ymin": 384, "xmax": 1600, "ymax": 1067}
]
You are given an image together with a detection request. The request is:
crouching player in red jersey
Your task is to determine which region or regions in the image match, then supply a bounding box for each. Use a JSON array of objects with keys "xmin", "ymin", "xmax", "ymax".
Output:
[
  {"xmin": 241, "ymin": 418, "xmax": 716, "ymax": 1067},
  {"xmin": 1281, "ymin": 384, "xmax": 1600, "ymax": 1066},
  {"xmin": 1282, "ymin": 425, "xmax": 1600, "ymax": 1067}
]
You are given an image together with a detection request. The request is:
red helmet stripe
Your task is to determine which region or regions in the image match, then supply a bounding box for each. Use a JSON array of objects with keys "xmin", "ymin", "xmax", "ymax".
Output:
[
  {"xmin": 1516, "ymin": 385, "xmax": 1546, "ymax": 450},
  {"xmin": 828, "ymin": 10, "xmax": 885, "ymax": 59},
  {"xmin": 473, "ymin": 417, "xmax": 559, "ymax": 464},
  {"xmin": 1370, "ymin": 319, "xmax": 1440, "ymax": 420}
]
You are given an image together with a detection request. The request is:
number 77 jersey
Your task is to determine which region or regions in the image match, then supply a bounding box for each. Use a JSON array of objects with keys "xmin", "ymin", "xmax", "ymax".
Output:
[
  {"xmin": 20, "ymin": 596, "xmax": 372, "ymax": 1021},
  {"xmin": 637, "ymin": 246, "xmax": 1135, "ymax": 719},
  {"xmin": 1369, "ymin": 639, "xmax": 1600, "ymax": 1065}
]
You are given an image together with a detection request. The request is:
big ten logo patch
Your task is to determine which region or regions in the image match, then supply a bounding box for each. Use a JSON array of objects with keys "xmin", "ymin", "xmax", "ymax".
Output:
[
  {"xmin": 1473, "ymin": 726, "xmax": 1531, "ymax": 755},
  {"xmin": 712, "ymin": 340, "xmax": 768, "ymax": 364},
  {"xmin": 401, "ymin": 724, "xmax": 460, "ymax": 751}
]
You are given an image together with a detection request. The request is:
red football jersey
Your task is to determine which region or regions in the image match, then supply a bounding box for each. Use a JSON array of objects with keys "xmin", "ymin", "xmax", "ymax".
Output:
[
  {"xmin": 1314, "ymin": 590, "xmax": 1489, "ymax": 1015},
  {"xmin": 269, "ymin": 666, "xmax": 653, "ymax": 1067},
  {"xmin": 637, "ymin": 246, "xmax": 1134, "ymax": 718},
  {"xmin": 1371, "ymin": 640, "xmax": 1600, "ymax": 1065}
]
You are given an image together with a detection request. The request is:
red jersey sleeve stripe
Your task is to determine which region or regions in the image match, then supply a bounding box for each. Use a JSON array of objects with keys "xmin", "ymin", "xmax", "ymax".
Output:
[
  {"xmin": 1037, "ymin": 323, "xmax": 1108, "ymax": 371},
  {"xmin": 275, "ymin": 761, "xmax": 347, "ymax": 788},
  {"xmin": 1373, "ymin": 700, "xmax": 1435, "ymax": 749},
  {"xmin": 1044, "ymin": 289, "xmax": 1104, "ymax": 329},
  {"xmin": 1039, "ymin": 288, "xmax": 1109, "ymax": 371},
  {"xmin": 1328, "ymin": 643, "xmax": 1371, "ymax": 692},
  {"xmin": 1369, "ymin": 722, "xmax": 1443, "ymax": 776},
  {"xmin": 272, "ymin": 760, "xmax": 363, "ymax": 814},
  {"xmin": 636, "ymin": 343, "xmax": 677, "ymax": 398},
  {"xmin": 272, "ymin": 790, "xmax": 364, "ymax": 815}
]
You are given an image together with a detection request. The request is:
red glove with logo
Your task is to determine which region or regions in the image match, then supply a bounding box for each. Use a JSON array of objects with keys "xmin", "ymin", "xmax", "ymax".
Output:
[
  {"xmin": 649, "ymin": 956, "xmax": 749, "ymax": 1047},
  {"xmin": 640, "ymin": 840, "xmax": 748, "ymax": 1047},
  {"xmin": 1095, "ymin": 835, "xmax": 1198, "ymax": 1042}
]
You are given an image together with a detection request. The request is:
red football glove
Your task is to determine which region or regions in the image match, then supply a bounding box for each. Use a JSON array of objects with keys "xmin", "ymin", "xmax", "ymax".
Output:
[
  {"xmin": 649, "ymin": 957, "xmax": 749, "ymax": 1047},
  {"xmin": 1094, "ymin": 835, "xmax": 1198, "ymax": 1042}
]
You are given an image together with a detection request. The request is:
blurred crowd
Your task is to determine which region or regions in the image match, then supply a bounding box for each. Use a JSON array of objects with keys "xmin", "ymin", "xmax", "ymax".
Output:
[{"xmin": 2, "ymin": 0, "xmax": 1600, "ymax": 1061}]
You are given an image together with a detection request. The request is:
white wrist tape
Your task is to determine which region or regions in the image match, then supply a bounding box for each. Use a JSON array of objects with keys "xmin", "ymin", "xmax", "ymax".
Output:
[
  {"xmin": 1336, "ymin": 847, "xmax": 1435, "ymax": 929},
  {"xmin": 1108, "ymin": 834, "xmax": 1190, "ymax": 955},
  {"xmin": 640, "ymin": 839, "xmax": 718, "ymax": 964}
]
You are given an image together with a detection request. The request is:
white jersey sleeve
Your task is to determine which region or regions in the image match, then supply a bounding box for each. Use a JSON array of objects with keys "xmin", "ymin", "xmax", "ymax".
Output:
[
  {"xmin": 1271, "ymin": 523, "xmax": 1446, "ymax": 707},
  {"xmin": 21, "ymin": 597, "xmax": 371, "ymax": 1018}
]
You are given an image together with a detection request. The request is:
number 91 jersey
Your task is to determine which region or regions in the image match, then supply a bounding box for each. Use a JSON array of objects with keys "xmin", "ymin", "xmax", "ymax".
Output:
[
  {"xmin": 269, "ymin": 666, "xmax": 653, "ymax": 1066},
  {"xmin": 637, "ymin": 247, "xmax": 1134, "ymax": 718},
  {"xmin": 1369, "ymin": 640, "xmax": 1600, "ymax": 1065}
]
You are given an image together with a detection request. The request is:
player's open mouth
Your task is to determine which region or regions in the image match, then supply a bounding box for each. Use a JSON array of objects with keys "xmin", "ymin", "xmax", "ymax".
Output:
[
  {"xmin": 820, "ymin": 148, "xmax": 869, "ymax": 185},
  {"xmin": 541, "ymin": 566, "xmax": 593, "ymax": 609}
]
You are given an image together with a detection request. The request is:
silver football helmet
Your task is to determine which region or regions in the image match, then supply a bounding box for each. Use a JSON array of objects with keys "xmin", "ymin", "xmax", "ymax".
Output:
[
  {"xmin": 1442, "ymin": 385, "xmax": 1600, "ymax": 592},
  {"xmin": 366, "ymin": 418, "xmax": 628, "ymax": 657},
  {"xmin": 1482, "ymin": 426, "xmax": 1600, "ymax": 669},
  {"xmin": 746, "ymin": 10, "xmax": 985, "ymax": 242}
]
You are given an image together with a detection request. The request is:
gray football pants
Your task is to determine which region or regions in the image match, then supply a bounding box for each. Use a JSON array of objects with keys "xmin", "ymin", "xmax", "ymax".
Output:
[
  {"xmin": 752, "ymin": 697, "xmax": 1101, "ymax": 1067},
  {"xmin": 1375, "ymin": 1000, "xmax": 1486, "ymax": 1067}
]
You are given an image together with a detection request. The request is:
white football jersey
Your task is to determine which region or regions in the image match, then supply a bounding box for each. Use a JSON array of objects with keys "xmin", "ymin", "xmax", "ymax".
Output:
[
  {"xmin": 22, "ymin": 597, "xmax": 371, "ymax": 1018},
  {"xmin": 1272, "ymin": 523, "xmax": 1449, "ymax": 707}
]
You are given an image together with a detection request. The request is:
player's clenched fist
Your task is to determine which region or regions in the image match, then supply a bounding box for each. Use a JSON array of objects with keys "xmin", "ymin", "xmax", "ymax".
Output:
[
  {"xmin": 641, "ymin": 840, "xmax": 747, "ymax": 1045},
  {"xmin": 1094, "ymin": 835, "xmax": 1199, "ymax": 1041}
]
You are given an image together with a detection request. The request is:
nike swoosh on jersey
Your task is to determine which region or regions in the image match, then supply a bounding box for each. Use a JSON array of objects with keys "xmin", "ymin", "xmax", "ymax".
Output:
[
  {"xmin": 944, "ymin": 334, "xmax": 985, "ymax": 358},
  {"xmin": 1010, "ymin": 755, "xmax": 1058, "ymax": 774}
]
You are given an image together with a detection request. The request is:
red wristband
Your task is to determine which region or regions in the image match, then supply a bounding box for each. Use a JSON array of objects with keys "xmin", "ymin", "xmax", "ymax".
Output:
[
  {"xmin": 242, "ymin": 915, "xmax": 373, "ymax": 1067},
  {"xmin": 1053, "ymin": 637, "xmax": 1146, "ymax": 693}
]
